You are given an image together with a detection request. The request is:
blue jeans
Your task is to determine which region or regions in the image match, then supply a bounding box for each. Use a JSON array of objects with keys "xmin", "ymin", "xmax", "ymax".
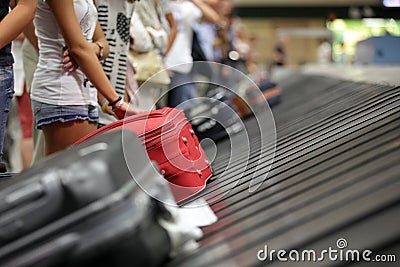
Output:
[
  {"xmin": 0, "ymin": 66, "xmax": 14, "ymax": 162},
  {"xmin": 167, "ymin": 72, "xmax": 196, "ymax": 109}
]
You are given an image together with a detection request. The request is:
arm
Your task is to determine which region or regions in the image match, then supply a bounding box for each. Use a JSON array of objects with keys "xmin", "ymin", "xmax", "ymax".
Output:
[
  {"xmin": 23, "ymin": 21, "xmax": 39, "ymax": 51},
  {"xmin": 0, "ymin": 0, "xmax": 37, "ymax": 49},
  {"xmin": 91, "ymin": 21, "xmax": 109, "ymax": 60},
  {"xmin": 163, "ymin": 12, "xmax": 177, "ymax": 57},
  {"xmin": 15, "ymin": 33, "xmax": 25, "ymax": 42},
  {"xmin": 91, "ymin": 0, "xmax": 108, "ymax": 59},
  {"xmin": 47, "ymin": 0, "xmax": 120, "ymax": 108},
  {"xmin": 63, "ymin": 20, "xmax": 110, "ymax": 71},
  {"xmin": 191, "ymin": 0, "xmax": 220, "ymax": 24},
  {"xmin": 158, "ymin": 0, "xmax": 176, "ymax": 56}
]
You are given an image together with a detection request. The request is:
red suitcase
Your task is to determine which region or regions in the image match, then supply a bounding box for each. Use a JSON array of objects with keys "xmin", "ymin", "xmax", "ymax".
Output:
[{"xmin": 75, "ymin": 107, "xmax": 212, "ymax": 202}]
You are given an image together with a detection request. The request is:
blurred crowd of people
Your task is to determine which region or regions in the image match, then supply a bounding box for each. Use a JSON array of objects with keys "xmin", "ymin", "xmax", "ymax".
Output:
[{"xmin": 1, "ymin": 0, "xmax": 260, "ymax": 173}]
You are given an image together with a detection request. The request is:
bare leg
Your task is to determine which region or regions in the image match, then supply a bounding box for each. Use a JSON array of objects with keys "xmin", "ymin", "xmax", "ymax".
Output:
[
  {"xmin": 41, "ymin": 120, "xmax": 97, "ymax": 156},
  {"xmin": 20, "ymin": 137, "xmax": 33, "ymax": 169}
]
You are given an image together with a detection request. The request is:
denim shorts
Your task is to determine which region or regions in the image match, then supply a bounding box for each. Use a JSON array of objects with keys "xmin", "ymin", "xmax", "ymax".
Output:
[{"xmin": 31, "ymin": 100, "xmax": 99, "ymax": 129}]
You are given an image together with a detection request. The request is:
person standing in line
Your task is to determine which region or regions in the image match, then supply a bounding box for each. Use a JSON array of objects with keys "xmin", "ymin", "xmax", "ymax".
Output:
[
  {"xmin": 191, "ymin": 0, "xmax": 221, "ymax": 63},
  {"xmin": 30, "ymin": 0, "xmax": 134, "ymax": 156},
  {"xmin": 212, "ymin": 0, "xmax": 234, "ymax": 63},
  {"xmin": 231, "ymin": 23, "xmax": 251, "ymax": 73},
  {"xmin": 127, "ymin": 0, "xmax": 174, "ymax": 110},
  {"xmin": 271, "ymin": 36, "xmax": 288, "ymax": 67},
  {"xmin": 0, "ymin": 0, "xmax": 37, "ymax": 173},
  {"xmin": 91, "ymin": 0, "xmax": 138, "ymax": 127},
  {"xmin": 164, "ymin": 0, "xmax": 220, "ymax": 109},
  {"xmin": 125, "ymin": 0, "xmax": 178, "ymax": 110},
  {"xmin": 159, "ymin": 0, "xmax": 177, "ymax": 58},
  {"xmin": 317, "ymin": 38, "xmax": 332, "ymax": 64}
]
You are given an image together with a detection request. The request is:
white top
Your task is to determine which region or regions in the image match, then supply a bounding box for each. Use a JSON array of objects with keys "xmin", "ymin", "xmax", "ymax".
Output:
[
  {"xmin": 95, "ymin": 0, "xmax": 135, "ymax": 97},
  {"xmin": 95, "ymin": 0, "xmax": 135, "ymax": 125},
  {"xmin": 164, "ymin": 1, "xmax": 202, "ymax": 74},
  {"xmin": 31, "ymin": 0, "xmax": 98, "ymax": 106}
]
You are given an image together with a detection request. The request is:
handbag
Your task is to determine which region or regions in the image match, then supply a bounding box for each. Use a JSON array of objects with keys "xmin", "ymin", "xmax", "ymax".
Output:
[{"xmin": 128, "ymin": 49, "xmax": 171, "ymax": 85}]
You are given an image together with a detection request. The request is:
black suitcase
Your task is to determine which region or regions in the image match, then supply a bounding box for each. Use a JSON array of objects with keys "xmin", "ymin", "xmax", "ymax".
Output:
[
  {"xmin": 184, "ymin": 87, "xmax": 244, "ymax": 142},
  {"xmin": 0, "ymin": 130, "xmax": 172, "ymax": 267}
]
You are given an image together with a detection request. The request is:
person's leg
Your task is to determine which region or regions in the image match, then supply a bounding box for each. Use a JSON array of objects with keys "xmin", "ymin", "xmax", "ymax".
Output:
[
  {"xmin": 42, "ymin": 120, "xmax": 97, "ymax": 156},
  {"xmin": 167, "ymin": 85, "xmax": 185, "ymax": 108},
  {"xmin": 31, "ymin": 127, "xmax": 44, "ymax": 163},
  {"xmin": 184, "ymin": 77, "xmax": 196, "ymax": 101},
  {"xmin": 22, "ymin": 39, "xmax": 43, "ymax": 164},
  {"xmin": 31, "ymin": 102, "xmax": 99, "ymax": 157},
  {"xmin": 19, "ymin": 138, "xmax": 33, "ymax": 168},
  {"xmin": 167, "ymin": 72, "xmax": 196, "ymax": 108},
  {"xmin": 0, "ymin": 66, "xmax": 14, "ymax": 172},
  {"xmin": 16, "ymin": 84, "xmax": 33, "ymax": 169}
]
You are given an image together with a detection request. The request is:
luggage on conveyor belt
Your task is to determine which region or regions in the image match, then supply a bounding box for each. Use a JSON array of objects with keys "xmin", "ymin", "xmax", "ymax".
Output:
[
  {"xmin": 256, "ymin": 79, "xmax": 282, "ymax": 106},
  {"xmin": 0, "ymin": 130, "xmax": 174, "ymax": 267},
  {"xmin": 75, "ymin": 107, "xmax": 213, "ymax": 203},
  {"xmin": 184, "ymin": 87, "xmax": 244, "ymax": 142},
  {"xmin": 232, "ymin": 78, "xmax": 282, "ymax": 118}
]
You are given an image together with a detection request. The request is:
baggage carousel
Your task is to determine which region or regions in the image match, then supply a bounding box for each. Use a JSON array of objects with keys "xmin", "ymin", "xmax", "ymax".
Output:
[{"xmin": 167, "ymin": 69, "xmax": 400, "ymax": 266}]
